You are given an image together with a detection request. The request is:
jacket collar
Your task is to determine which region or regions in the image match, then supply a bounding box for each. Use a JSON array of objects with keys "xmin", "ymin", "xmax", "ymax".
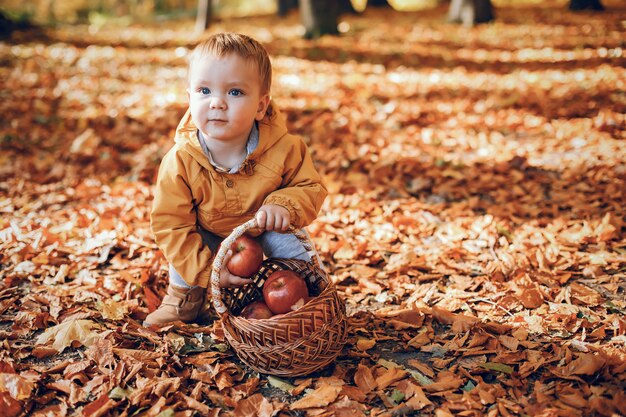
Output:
[{"xmin": 174, "ymin": 101, "xmax": 288, "ymax": 174}]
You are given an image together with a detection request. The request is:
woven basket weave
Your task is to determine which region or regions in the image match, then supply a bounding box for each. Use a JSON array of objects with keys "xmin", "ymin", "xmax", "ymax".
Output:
[{"xmin": 210, "ymin": 218, "xmax": 348, "ymax": 376}]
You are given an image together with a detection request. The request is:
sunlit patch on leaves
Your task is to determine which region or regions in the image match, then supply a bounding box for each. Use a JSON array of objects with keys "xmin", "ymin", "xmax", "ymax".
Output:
[{"xmin": 35, "ymin": 319, "xmax": 103, "ymax": 352}]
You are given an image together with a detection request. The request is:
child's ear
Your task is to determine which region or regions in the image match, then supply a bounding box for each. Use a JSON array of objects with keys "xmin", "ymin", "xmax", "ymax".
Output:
[{"xmin": 255, "ymin": 94, "xmax": 271, "ymax": 121}]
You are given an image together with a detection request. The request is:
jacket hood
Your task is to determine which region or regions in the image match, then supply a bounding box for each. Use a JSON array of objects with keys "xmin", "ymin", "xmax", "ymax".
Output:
[{"xmin": 173, "ymin": 102, "xmax": 289, "ymax": 173}]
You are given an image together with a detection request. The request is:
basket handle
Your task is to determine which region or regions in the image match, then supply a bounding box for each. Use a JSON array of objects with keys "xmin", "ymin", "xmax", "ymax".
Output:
[{"xmin": 210, "ymin": 218, "xmax": 323, "ymax": 315}]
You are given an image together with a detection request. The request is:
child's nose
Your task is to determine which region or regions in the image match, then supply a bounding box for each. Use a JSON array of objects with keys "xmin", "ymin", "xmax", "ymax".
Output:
[{"xmin": 209, "ymin": 97, "xmax": 226, "ymax": 110}]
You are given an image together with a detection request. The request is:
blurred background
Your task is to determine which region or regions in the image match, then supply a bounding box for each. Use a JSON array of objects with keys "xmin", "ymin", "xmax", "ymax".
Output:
[{"xmin": 1, "ymin": 0, "xmax": 620, "ymax": 29}]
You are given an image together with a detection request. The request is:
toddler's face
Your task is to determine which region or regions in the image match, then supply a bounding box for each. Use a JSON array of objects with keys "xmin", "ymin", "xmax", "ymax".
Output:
[{"xmin": 188, "ymin": 53, "xmax": 269, "ymax": 143}]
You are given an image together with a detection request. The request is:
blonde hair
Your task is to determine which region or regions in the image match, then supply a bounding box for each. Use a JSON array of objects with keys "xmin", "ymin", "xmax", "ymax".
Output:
[{"xmin": 188, "ymin": 33, "xmax": 272, "ymax": 95}]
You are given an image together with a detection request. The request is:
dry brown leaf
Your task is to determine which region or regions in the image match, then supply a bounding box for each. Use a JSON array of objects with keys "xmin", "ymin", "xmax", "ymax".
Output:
[
  {"xmin": 375, "ymin": 367, "xmax": 407, "ymax": 390},
  {"xmin": 143, "ymin": 287, "xmax": 162, "ymax": 313},
  {"xmin": 181, "ymin": 394, "xmax": 214, "ymax": 415},
  {"xmin": 327, "ymin": 396, "xmax": 369, "ymax": 416},
  {"xmin": 397, "ymin": 380, "xmax": 433, "ymax": 410},
  {"xmin": 354, "ymin": 364, "xmax": 377, "ymax": 394},
  {"xmin": 86, "ymin": 338, "xmax": 115, "ymax": 370},
  {"xmin": 556, "ymin": 383, "xmax": 587, "ymax": 409},
  {"xmin": 96, "ymin": 299, "xmax": 128, "ymax": 321},
  {"xmin": 35, "ymin": 319, "xmax": 102, "ymax": 352},
  {"xmin": 113, "ymin": 349, "xmax": 163, "ymax": 361},
  {"xmin": 498, "ymin": 335, "xmax": 520, "ymax": 351},
  {"xmin": 422, "ymin": 371, "xmax": 464, "ymax": 393},
  {"xmin": 356, "ymin": 338, "xmax": 376, "ymax": 351},
  {"xmin": 290, "ymin": 384, "xmax": 342, "ymax": 410},
  {"xmin": 0, "ymin": 373, "xmax": 35, "ymax": 401},
  {"xmin": 561, "ymin": 352, "xmax": 607, "ymax": 376},
  {"xmin": 81, "ymin": 393, "xmax": 116, "ymax": 417},
  {"xmin": 339, "ymin": 385, "xmax": 367, "ymax": 402},
  {"xmin": 378, "ymin": 308, "xmax": 427, "ymax": 331},
  {"xmin": 231, "ymin": 393, "xmax": 274, "ymax": 417},
  {"xmin": 0, "ymin": 392, "xmax": 22, "ymax": 417},
  {"xmin": 30, "ymin": 402, "xmax": 68, "ymax": 417},
  {"xmin": 518, "ymin": 287, "xmax": 544, "ymax": 309}
]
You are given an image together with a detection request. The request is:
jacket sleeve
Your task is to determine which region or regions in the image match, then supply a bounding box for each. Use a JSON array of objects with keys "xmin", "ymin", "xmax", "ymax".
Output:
[
  {"xmin": 263, "ymin": 136, "xmax": 328, "ymax": 228},
  {"xmin": 150, "ymin": 148, "xmax": 213, "ymax": 288}
]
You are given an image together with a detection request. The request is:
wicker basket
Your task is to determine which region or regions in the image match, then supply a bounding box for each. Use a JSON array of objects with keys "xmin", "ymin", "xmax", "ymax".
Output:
[{"xmin": 210, "ymin": 218, "xmax": 348, "ymax": 376}]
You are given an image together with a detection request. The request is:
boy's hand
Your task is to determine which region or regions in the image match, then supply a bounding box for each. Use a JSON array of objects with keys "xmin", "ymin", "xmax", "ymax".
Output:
[
  {"xmin": 256, "ymin": 204, "xmax": 290, "ymax": 232},
  {"xmin": 219, "ymin": 249, "xmax": 253, "ymax": 288}
]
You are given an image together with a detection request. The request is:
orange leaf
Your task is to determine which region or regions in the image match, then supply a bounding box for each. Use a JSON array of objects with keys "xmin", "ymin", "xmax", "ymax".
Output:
[
  {"xmin": 375, "ymin": 367, "xmax": 407, "ymax": 390},
  {"xmin": 407, "ymin": 359, "xmax": 435, "ymax": 378},
  {"xmin": 290, "ymin": 384, "xmax": 342, "ymax": 410},
  {"xmin": 291, "ymin": 378, "xmax": 313, "ymax": 396},
  {"xmin": 429, "ymin": 306, "xmax": 480, "ymax": 333},
  {"xmin": 0, "ymin": 392, "xmax": 22, "ymax": 417},
  {"xmin": 518, "ymin": 287, "xmax": 544, "ymax": 309},
  {"xmin": 564, "ymin": 353, "xmax": 607, "ymax": 376},
  {"xmin": 181, "ymin": 394, "xmax": 213, "ymax": 415},
  {"xmin": 233, "ymin": 378, "xmax": 261, "ymax": 397},
  {"xmin": 422, "ymin": 371, "xmax": 464, "ymax": 392},
  {"xmin": 556, "ymin": 383, "xmax": 587, "ymax": 408},
  {"xmin": 356, "ymin": 338, "xmax": 376, "ymax": 351},
  {"xmin": 82, "ymin": 393, "xmax": 116, "ymax": 417},
  {"xmin": 397, "ymin": 380, "xmax": 433, "ymax": 410},
  {"xmin": 215, "ymin": 371, "xmax": 235, "ymax": 391},
  {"xmin": 86, "ymin": 338, "xmax": 115, "ymax": 370},
  {"xmin": 340, "ymin": 385, "xmax": 367, "ymax": 402},
  {"xmin": 379, "ymin": 309, "xmax": 427, "ymax": 330},
  {"xmin": 143, "ymin": 287, "xmax": 161, "ymax": 312},
  {"xmin": 354, "ymin": 364, "xmax": 377, "ymax": 394},
  {"xmin": 232, "ymin": 393, "xmax": 273, "ymax": 417},
  {"xmin": 0, "ymin": 373, "xmax": 35, "ymax": 401}
]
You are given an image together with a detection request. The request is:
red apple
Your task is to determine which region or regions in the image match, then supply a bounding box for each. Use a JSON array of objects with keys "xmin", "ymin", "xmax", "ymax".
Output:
[
  {"xmin": 240, "ymin": 300, "xmax": 274, "ymax": 319},
  {"xmin": 262, "ymin": 270, "xmax": 309, "ymax": 314},
  {"xmin": 227, "ymin": 235, "xmax": 263, "ymax": 277}
]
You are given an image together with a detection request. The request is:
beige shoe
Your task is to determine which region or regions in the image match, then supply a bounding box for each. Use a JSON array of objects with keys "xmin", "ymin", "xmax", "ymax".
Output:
[{"xmin": 143, "ymin": 285, "xmax": 206, "ymax": 326}]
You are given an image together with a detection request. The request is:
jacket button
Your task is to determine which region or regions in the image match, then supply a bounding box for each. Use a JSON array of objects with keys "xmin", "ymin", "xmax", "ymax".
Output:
[{"xmin": 226, "ymin": 179, "xmax": 234, "ymax": 188}]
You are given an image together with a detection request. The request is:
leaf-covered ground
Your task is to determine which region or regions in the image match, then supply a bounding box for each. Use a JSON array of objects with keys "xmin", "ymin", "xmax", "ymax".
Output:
[{"xmin": 1, "ymin": 4, "xmax": 625, "ymax": 417}]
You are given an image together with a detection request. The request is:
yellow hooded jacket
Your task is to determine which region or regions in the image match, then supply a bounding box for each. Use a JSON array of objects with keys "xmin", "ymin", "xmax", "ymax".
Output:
[{"xmin": 151, "ymin": 106, "xmax": 328, "ymax": 288}]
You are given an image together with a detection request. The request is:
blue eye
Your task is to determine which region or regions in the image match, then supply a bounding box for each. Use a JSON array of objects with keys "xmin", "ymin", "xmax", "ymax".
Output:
[
  {"xmin": 229, "ymin": 89, "xmax": 243, "ymax": 96},
  {"xmin": 200, "ymin": 87, "xmax": 210, "ymax": 95}
]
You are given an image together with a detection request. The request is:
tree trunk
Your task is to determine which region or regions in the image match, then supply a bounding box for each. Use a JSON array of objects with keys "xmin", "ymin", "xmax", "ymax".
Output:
[
  {"xmin": 339, "ymin": 0, "xmax": 358, "ymax": 14},
  {"xmin": 368, "ymin": 0, "xmax": 392, "ymax": 7},
  {"xmin": 300, "ymin": 0, "xmax": 339, "ymax": 39},
  {"xmin": 0, "ymin": 10, "xmax": 36, "ymax": 38},
  {"xmin": 195, "ymin": 0, "xmax": 212, "ymax": 34},
  {"xmin": 0, "ymin": 11, "xmax": 16, "ymax": 38},
  {"xmin": 448, "ymin": 0, "xmax": 494, "ymax": 27},
  {"xmin": 277, "ymin": 0, "xmax": 298, "ymax": 16},
  {"xmin": 569, "ymin": 0, "xmax": 604, "ymax": 10}
]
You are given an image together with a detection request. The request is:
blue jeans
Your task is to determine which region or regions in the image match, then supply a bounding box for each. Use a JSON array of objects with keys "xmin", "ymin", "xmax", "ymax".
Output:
[{"xmin": 170, "ymin": 227, "xmax": 310, "ymax": 288}]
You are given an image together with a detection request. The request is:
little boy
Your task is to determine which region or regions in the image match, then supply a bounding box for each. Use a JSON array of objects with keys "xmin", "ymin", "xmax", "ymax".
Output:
[{"xmin": 145, "ymin": 33, "xmax": 327, "ymax": 326}]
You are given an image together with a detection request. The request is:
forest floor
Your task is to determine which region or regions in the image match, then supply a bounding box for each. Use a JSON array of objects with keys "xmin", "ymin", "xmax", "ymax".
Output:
[{"xmin": 1, "ymin": 4, "xmax": 625, "ymax": 417}]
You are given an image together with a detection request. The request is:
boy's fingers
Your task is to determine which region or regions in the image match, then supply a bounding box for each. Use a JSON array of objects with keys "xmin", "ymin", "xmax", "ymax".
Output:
[
  {"xmin": 219, "ymin": 266, "xmax": 252, "ymax": 288},
  {"xmin": 256, "ymin": 211, "xmax": 267, "ymax": 229},
  {"xmin": 273, "ymin": 216, "xmax": 283, "ymax": 231},
  {"xmin": 265, "ymin": 212, "xmax": 275, "ymax": 231},
  {"xmin": 280, "ymin": 217, "xmax": 290, "ymax": 231},
  {"xmin": 231, "ymin": 276, "xmax": 253, "ymax": 286},
  {"xmin": 222, "ymin": 249, "xmax": 233, "ymax": 264}
]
